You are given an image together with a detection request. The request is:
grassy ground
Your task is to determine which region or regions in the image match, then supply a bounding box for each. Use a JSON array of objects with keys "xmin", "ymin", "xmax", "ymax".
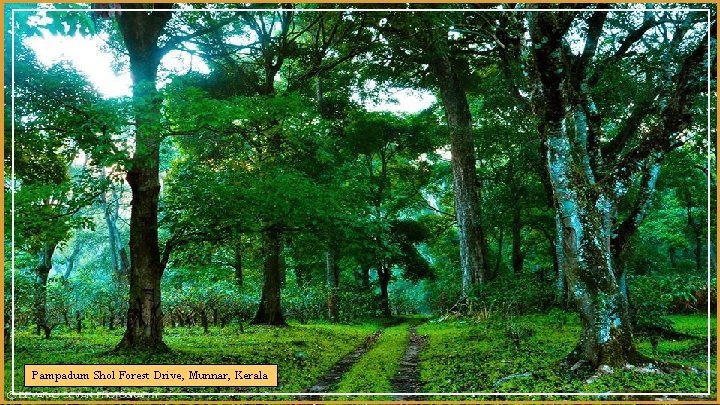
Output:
[
  {"xmin": 6, "ymin": 321, "xmax": 378, "ymax": 400},
  {"xmin": 6, "ymin": 314, "xmax": 716, "ymax": 401},
  {"xmin": 331, "ymin": 323, "xmax": 410, "ymax": 400},
  {"xmin": 417, "ymin": 313, "xmax": 716, "ymax": 400}
]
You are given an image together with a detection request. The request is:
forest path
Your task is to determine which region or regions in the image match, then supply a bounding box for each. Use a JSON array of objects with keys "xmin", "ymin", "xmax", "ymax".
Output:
[
  {"xmin": 391, "ymin": 324, "xmax": 428, "ymax": 401},
  {"xmin": 297, "ymin": 328, "xmax": 384, "ymax": 400}
]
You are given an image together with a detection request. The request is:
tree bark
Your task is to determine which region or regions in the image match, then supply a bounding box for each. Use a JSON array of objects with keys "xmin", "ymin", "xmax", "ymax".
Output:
[
  {"xmin": 115, "ymin": 6, "xmax": 172, "ymax": 352},
  {"xmin": 103, "ymin": 182, "xmax": 129, "ymax": 283},
  {"xmin": 61, "ymin": 242, "xmax": 81, "ymax": 281},
  {"xmin": 554, "ymin": 213, "xmax": 568, "ymax": 306},
  {"xmin": 233, "ymin": 243, "xmax": 243, "ymax": 288},
  {"xmin": 538, "ymin": 139, "xmax": 567, "ymax": 305},
  {"xmin": 252, "ymin": 228, "xmax": 286, "ymax": 325},
  {"xmin": 430, "ymin": 53, "xmax": 489, "ymax": 299},
  {"xmin": 359, "ymin": 264, "xmax": 371, "ymax": 290},
  {"xmin": 529, "ymin": 12, "xmax": 641, "ymax": 368},
  {"xmin": 494, "ymin": 227, "xmax": 503, "ymax": 276},
  {"xmin": 545, "ymin": 118, "xmax": 639, "ymax": 368},
  {"xmin": 34, "ymin": 243, "xmax": 57, "ymax": 339}
]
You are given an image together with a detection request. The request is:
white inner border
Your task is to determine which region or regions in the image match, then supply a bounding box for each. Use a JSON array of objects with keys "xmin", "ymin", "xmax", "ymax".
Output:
[{"xmin": 9, "ymin": 6, "xmax": 715, "ymax": 399}]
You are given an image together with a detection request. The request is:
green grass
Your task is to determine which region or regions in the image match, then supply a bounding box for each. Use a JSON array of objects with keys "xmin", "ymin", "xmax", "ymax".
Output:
[
  {"xmin": 635, "ymin": 314, "xmax": 717, "ymax": 370},
  {"xmin": 417, "ymin": 313, "xmax": 715, "ymax": 400},
  {"xmin": 7, "ymin": 314, "xmax": 716, "ymax": 401},
  {"xmin": 667, "ymin": 314, "xmax": 717, "ymax": 337},
  {"xmin": 331, "ymin": 323, "xmax": 410, "ymax": 401},
  {"xmin": 6, "ymin": 321, "xmax": 378, "ymax": 400}
]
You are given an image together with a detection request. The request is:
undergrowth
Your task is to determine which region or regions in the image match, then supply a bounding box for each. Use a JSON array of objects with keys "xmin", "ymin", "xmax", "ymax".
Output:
[{"xmin": 417, "ymin": 313, "xmax": 716, "ymax": 400}]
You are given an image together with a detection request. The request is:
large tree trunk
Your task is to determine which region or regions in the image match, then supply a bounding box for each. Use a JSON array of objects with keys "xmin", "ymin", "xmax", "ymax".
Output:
[
  {"xmin": 34, "ymin": 243, "xmax": 57, "ymax": 339},
  {"xmin": 554, "ymin": 212, "xmax": 568, "ymax": 306},
  {"xmin": 538, "ymin": 140, "xmax": 567, "ymax": 305},
  {"xmin": 545, "ymin": 122, "xmax": 639, "ymax": 368},
  {"xmin": 530, "ymin": 12, "xmax": 641, "ymax": 368},
  {"xmin": 430, "ymin": 53, "xmax": 489, "ymax": 299},
  {"xmin": 326, "ymin": 244, "xmax": 340, "ymax": 322},
  {"xmin": 252, "ymin": 228, "xmax": 286, "ymax": 326},
  {"xmin": 116, "ymin": 7, "xmax": 172, "ymax": 351}
]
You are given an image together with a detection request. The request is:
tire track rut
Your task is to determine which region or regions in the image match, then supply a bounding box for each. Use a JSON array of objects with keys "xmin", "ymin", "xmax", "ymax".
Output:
[
  {"xmin": 391, "ymin": 325, "xmax": 428, "ymax": 401},
  {"xmin": 297, "ymin": 329, "xmax": 383, "ymax": 401}
]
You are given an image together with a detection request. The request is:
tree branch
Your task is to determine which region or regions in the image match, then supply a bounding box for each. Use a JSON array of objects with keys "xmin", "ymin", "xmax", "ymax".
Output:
[
  {"xmin": 159, "ymin": 16, "xmax": 237, "ymax": 58},
  {"xmin": 611, "ymin": 156, "xmax": 662, "ymax": 256},
  {"xmin": 574, "ymin": 10, "xmax": 607, "ymax": 80},
  {"xmin": 588, "ymin": 16, "xmax": 674, "ymax": 86}
]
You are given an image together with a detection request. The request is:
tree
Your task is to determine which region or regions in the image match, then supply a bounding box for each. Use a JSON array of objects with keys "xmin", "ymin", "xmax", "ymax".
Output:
[
  {"xmin": 378, "ymin": 10, "xmax": 494, "ymax": 300},
  {"xmin": 113, "ymin": 4, "xmax": 174, "ymax": 350},
  {"xmin": 102, "ymin": 178, "xmax": 129, "ymax": 283},
  {"xmin": 163, "ymin": 89, "xmax": 347, "ymax": 325},
  {"xmin": 162, "ymin": 7, "xmax": 375, "ymax": 325},
  {"xmin": 343, "ymin": 111, "xmax": 436, "ymax": 316},
  {"xmin": 6, "ymin": 14, "xmax": 115, "ymax": 337},
  {"xmin": 520, "ymin": 6, "xmax": 714, "ymax": 368}
]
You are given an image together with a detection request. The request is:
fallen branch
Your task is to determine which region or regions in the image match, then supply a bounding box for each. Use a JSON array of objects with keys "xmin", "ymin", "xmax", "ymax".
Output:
[{"xmin": 494, "ymin": 371, "xmax": 532, "ymax": 388}]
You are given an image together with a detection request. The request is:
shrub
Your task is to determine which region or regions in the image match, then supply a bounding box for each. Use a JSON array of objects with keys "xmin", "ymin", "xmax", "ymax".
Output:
[
  {"xmin": 336, "ymin": 289, "xmax": 381, "ymax": 322},
  {"xmin": 389, "ymin": 278, "xmax": 429, "ymax": 315},
  {"xmin": 282, "ymin": 283, "xmax": 326, "ymax": 323},
  {"xmin": 629, "ymin": 273, "xmax": 716, "ymax": 335},
  {"xmin": 630, "ymin": 273, "xmax": 716, "ymax": 315},
  {"xmin": 468, "ymin": 271, "xmax": 557, "ymax": 315}
]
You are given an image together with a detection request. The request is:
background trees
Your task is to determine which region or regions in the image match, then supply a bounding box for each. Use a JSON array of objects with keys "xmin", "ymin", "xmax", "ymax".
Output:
[
  {"xmin": 7, "ymin": 4, "xmax": 715, "ymax": 375},
  {"xmin": 6, "ymin": 9, "xmax": 125, "ymax": 339}
]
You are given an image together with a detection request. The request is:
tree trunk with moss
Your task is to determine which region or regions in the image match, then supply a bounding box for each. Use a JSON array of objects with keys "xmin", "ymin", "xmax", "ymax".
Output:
[
  {"xmin": 544, "ymin": 120, "xmax": 639, "ymax": 367},
  {"xmin": 528, "ymin": 10, "xmax": 713, "ymax": 368},
  {"xmin": 430, "ymin": 53, "xmax": 489, "ymax": 299},
  {"xmin": 529, "ymin": 11, "xmax": 647, "ymax": 368}
]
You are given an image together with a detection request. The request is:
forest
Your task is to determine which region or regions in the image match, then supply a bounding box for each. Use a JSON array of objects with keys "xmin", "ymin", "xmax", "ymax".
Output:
[{"xmin": 4, "ymin": 2, "xmax": 718, "ymax": 401}]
